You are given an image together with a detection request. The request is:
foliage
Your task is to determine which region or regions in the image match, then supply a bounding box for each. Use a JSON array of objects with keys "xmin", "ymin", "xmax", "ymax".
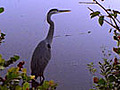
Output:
[
  {"xmin": 0, "ymin": 54, "xmax": 20, "ymax": 70},
  {"xmin": 0, "ymin": 56, "xmax": 57, "ymax": 90},
  {"xmin": 80, "ymin": 0, "xmax": 120, "ymax": 90},
  {"xmin": 0, "ymin": 32, "xmax": 5, "ymax": 45},
  {"xmin": 87, "ymin": 56, "xmax": 120, "ymax": 90},
  {"xmin": 0, "ymin": 60, "xmax": 33, "ymax": 90},
  {"xmin": 37, "ymin": 80, "xmax": 57, "ymax": 90},
  {"xmin": 0, "ymin": 7, "xmax": 4, "ymax": 14}
]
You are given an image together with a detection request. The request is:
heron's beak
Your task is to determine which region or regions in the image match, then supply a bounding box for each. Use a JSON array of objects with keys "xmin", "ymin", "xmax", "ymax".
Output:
[{"xmin": 59, "ymin": 10, "xmax": 71, "ymax": 13}]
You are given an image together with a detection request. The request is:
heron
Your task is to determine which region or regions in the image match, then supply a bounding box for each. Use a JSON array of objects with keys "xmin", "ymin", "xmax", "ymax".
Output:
[{"xmin": 30, "ymin": 8, "xmax": 71, "ymax": 87}]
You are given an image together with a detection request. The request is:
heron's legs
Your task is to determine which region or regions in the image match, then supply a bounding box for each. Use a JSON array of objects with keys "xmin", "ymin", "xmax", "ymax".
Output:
[
  {"xmin": 31, "ymin": 79, "xmax": 39, "ymax": 88},
  {"xmin": 40, "ymin": 75, "xmax": 45, "ymax": 85}
]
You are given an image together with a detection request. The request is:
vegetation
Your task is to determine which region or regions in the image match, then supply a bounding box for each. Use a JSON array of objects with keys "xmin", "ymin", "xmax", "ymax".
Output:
[
  {"xmin": 0, "ymin": 7, "xmax": 5, "ymax": 45},
  {"xmin": 0, "ymin": 56, "xmax": 57, "ymax": 90},
  {"xmin": 80, "ymin": 0, "xmax": 120, "ymax": 90}
]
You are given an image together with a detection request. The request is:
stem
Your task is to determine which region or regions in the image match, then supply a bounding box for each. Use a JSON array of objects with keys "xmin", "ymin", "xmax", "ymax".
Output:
[
  {"xmin": 0, "ymin": 77, "xmax": 5, "ymax": 82},
  {"xmin": 104, "ymin": 19, "xmax": 117, "ymax": 29}
]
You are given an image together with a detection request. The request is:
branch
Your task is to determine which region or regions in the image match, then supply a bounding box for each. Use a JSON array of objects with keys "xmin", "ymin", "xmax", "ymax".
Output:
[
  {"xmin": 79, "ymin": 2, "xmax": 96, "ymax": 4},
  {"xmin": 94, "ymin": 0, "xmax": 120, "ymax": 31},
  {"xmin": 88, "ymin": 7, "xmax": 117, "ymax": 29}
]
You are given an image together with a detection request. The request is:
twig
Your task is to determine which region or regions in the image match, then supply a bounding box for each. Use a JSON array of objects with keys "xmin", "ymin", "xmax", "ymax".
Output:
[
  {"xmin": 79, "ymin": 2, "xmax": 96, "ymax": 4},
  {"xmin": 115, "ymin": 18, "xmax": 120, "ymax": 24},
  {"xmin": 87, "ymin": 7, "xmax": 94, "ymax": 12}
]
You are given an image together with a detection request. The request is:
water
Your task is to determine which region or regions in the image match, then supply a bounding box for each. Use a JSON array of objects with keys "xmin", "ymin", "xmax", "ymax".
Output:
[{"xmin": 0, "ymin": 0, "xmax": 119, "ymax": 89}]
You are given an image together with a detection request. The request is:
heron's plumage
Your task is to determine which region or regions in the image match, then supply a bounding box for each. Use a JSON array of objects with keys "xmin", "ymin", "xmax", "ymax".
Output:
[
  {"xmin": 30, "ymin": 9, "xmax": 70, "ymax": 87},
  {"xmin": 31, "ymin": 40, "xmax": 51, "ymax": 77}
]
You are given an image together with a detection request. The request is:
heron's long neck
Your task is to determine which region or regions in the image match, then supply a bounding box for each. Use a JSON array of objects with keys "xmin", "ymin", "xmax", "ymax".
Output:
[{"xmin": 45, "ymin": 13, "xmax": 54, "ymax": 44}]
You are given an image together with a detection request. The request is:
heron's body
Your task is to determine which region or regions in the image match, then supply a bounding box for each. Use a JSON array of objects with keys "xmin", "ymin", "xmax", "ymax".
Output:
[
  {"xmin": 30, "ymin": 9, "xmax": 70, "ymax": 87},
  {"xmin": 31, "ymin": 40, "xmax": 51, "ymax": 77}
]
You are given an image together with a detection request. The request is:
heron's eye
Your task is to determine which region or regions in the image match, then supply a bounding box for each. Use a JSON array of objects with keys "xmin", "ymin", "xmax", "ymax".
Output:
[{"xmin": 47, "ymin": 44, "xmax": 51, "ymax": 49}]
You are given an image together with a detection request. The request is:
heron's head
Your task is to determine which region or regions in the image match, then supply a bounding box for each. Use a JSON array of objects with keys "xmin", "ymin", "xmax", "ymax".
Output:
[{"xmin": 48, "ymin": 9, "xmax": 71, "ymax": 15}]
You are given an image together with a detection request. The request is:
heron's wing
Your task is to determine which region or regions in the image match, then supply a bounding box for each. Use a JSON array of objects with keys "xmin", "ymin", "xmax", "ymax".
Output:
[{"xmin": 31, "ymin": 40, "xmax": 51, "ymax": 76}]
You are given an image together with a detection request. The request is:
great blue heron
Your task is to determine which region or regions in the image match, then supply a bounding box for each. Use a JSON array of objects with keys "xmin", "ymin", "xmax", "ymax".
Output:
[{"xmin": 31, "ymin": 8, "xmax": 71, "ymax": 87}]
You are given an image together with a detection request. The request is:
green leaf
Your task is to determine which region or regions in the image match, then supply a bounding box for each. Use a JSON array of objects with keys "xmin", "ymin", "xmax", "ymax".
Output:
[
  {"xmin": 0, "ymin": 7, "xmax": 4, "ymax": 13},
  {"xmin": 113, "ymin": 47, "xmax": 120, "ymax": 55},
  {"xmin": 110, "ymin": 13, "xmax": 117, "ymax": 18},
  {"xmin": 113, "ymin": 10, "xmax": 120, "ymax": 18},
  {"xmin": 116, "ymin": 65, "xmax": 120, "ymax": 69},
  {"xmin": 98, "ymin": 16, "xmax": 104, "ymax": 26},
  {"xmin": 0, "ymin": 85, "xmax": 8, "ymax": 90},
  {"xmin": 92, "ymin": 68, "xmax": 97, "ymax": 73},
  {"xmin": 108, "ymin": 75, "xmax": 116, "ymax": 82},
  {"xmin": 14, "ymin": 55, "xmax": 20, "ymax": 60},
  {"xmin": 103, "ymin": 58, "xmax": 109, "ymax": 65},
  {"xmin": 117, "ymin": 41, "xmax": 120, "ymax": 47},
  {"xmin": 10, "ymin": 55, "xmax": 20, "ymax": 62},
  {"xmin": 114, "ymin": 10, "xmax": 120, "ymax": 14},
  {"xmin": 8, "ymin": 67, "xmax": 19, "ymax": 73},
  {"xmin": 0, "ymin": 54, "xmax": 5, "ymax": 66},
  {"xmin": 90, "ymin": 11, "xmax": 100, "ymax": 18},
  {"xmin": 98, "ymin": 78, "xmax": 106, "ymax": 85},
  {"xmin": 23, "ymin": 82, "xmax": 30, "ymax": 90},
  {"xmin": 7, "ymin": 67, "xmax": 20, "ymax": 80},
  {"xmin": 42, "ymin": 81, "xmax": 50, "ymax": 89},
  {"xmin": 114, "ymin": 13, "xmax": 117, "ymax": 18},
  {"xmin": 1, "ymin": 33, "xmax": 6, "ymax": 37},
  {"xmin": 37, "ymin": 86, "xmax": 44, "ymax": 90},
  {"xmin": 15, "ymin": 85, "xmax": 22, "ymax": 90},
  {"xmin": 105, "ymin": 67, "xmax": 111, "ymax": 72},
  {"xmin": 21, "ymin": 73, "xmax": 27, "ymax": 80},
  {"xmin": 0, "ymin": 66, "xmax": 5, "ymax": 70}
]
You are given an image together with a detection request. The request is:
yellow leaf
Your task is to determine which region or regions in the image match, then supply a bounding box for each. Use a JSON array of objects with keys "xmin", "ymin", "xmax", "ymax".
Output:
[
  {"xmin": 49, "ymin": 80, "xmax": 54, "ymax": 86},
  {"xmin": 16, "ymin": 67, "xmax": 19, "ymax": 72},
  {"xmin": 0, "ymin": 66, "xmax": 5, "ymax": 70},
  {"xmin": 0, "ymin": 54, "xmax": 5, "ymax": 64},
  {"xmin": 8, "ymin": 67, "xmax": 15, "ymax": 72},
  {"xmin": 30, "ymin": 75, "xmax": 35, "ymax": 79},
  {"xmin": 22, "ymin": 68, "xmax": 27, "ymax": 73}
]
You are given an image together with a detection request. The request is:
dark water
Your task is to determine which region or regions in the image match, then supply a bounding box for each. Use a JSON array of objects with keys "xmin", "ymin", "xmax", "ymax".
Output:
[{"xmin": 0, "ymin": 0, "xmax": 119, "ymax": 90}]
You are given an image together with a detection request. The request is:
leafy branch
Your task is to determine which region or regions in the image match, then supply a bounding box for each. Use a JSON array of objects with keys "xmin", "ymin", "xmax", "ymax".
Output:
[{"xmin": 79, "ymin": 0, "xmax": 120, "ymax": 32}]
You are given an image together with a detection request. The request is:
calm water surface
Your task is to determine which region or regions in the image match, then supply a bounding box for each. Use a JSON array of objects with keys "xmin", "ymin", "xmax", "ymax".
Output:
[{"xmin": 0, "ymin": 0, "xmax": 120, "ymax": 90}]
